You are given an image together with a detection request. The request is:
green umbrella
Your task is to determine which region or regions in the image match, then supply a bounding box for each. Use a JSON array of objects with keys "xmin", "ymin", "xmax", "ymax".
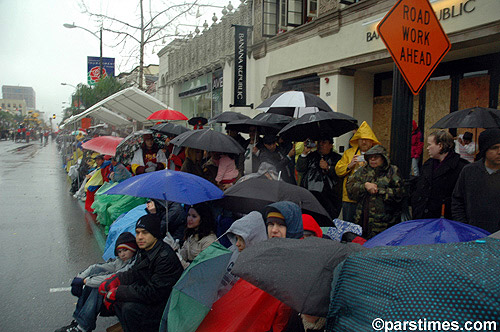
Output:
[{"xmin": 160, "ymin": 242, "xmax": 232, "ymax": 332}]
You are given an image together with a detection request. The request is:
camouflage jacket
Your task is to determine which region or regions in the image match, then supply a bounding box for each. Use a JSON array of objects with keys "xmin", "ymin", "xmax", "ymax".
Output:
[{"xmin": 346, "ymin": 146, "xmax": 405, "ymax": 238}]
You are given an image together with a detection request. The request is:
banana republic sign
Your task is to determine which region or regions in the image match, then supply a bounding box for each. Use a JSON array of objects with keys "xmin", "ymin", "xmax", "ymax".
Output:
[{"xmin": 231, "ymin": 25, "xmax": 252, "ymax": 107}]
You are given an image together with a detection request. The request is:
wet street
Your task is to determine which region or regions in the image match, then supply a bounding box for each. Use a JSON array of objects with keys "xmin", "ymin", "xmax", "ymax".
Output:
[{"xmin": 0, "ymin": 139, "xmax": 117, "ymax": 331}]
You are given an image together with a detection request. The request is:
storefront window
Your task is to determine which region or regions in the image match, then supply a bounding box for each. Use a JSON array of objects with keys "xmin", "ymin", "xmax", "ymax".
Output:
[
  {"xmin": 181, "ymin": 93, "xmax": 212, "ymax": 120},
  {"xmin": 179, "ymin": 73, "xmax": 212, "ymax": 120}
]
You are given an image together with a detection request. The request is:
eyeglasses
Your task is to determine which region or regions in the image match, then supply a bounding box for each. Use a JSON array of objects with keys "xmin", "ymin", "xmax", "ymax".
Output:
[{"xmin": 366, "ymin": 155, "xmax": 381, "ymax": 161}]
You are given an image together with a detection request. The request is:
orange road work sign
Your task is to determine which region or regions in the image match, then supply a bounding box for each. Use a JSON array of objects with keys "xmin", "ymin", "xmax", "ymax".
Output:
[{"xmin": 377, "ymin": 0, "xmax": 451, "ymax": 95}]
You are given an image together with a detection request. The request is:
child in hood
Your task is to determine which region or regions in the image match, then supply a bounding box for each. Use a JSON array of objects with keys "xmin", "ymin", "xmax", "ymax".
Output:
[{"xmin": 217, "ymin": 211, "xmax": 268, "ymax": 298}]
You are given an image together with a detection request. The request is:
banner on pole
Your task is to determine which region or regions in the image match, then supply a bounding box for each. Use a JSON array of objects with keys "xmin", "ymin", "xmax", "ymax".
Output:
[
  {"xmin": 87, "ymin": 57, "xmax": 115, "ymax": 86},
  {"xmin": 232, "ymin": 25, "xmax": 249, "ymax": 107}
]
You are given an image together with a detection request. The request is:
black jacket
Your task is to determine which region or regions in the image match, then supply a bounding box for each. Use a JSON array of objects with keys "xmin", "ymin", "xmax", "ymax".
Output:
[
  {"xmin": 452, "ymin": 160, "xmax": 500, "ymax": 233},
  {"xmin": 296, "ymin": 150, "xmax": 342, "ymax": 219},
  {"xmin": 146, "ymin": 201, "xmax": 186, "ymax": 245},
  {"xmin": 115, "ymin": 240, "xmax": 183, "ymax": 305},
  {"xmin": 411, "ymin": 151, "xmax": 468, "ymax": 219},
  {"xmin": 258, "ymin": 148, "xmax": 296, "ymax": 184}
]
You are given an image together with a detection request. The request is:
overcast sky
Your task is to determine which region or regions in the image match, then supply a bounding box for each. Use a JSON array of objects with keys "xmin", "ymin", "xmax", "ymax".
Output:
[{"xmin": 0, "ymin": 0, "xmax": 231, "ymax": 120}]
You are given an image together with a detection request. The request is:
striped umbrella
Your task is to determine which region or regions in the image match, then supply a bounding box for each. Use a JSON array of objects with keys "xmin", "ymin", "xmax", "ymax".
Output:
[{"xmin": 256, "ymin": 91, "xmax": 334, "ymax": 117}]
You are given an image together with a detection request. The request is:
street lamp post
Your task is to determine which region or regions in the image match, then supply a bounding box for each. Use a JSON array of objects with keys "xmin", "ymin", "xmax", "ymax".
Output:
[
  {"xmin": 63, "ymin": 23, "xmax": 104, "ymax": 82},
  {"xmin": 61, "ymin": 83, "xmax": 81, "ymax": 116}
]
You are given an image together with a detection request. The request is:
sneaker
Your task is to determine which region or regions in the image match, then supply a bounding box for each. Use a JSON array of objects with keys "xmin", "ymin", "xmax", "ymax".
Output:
[{"xmin": 54, "ymin": 320, "xmax": 78, "ymax": 332}]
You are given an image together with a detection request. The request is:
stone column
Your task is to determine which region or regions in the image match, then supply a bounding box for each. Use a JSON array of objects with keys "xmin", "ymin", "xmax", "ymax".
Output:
[{"xmin": 319, "ymin": 68, "xmax": 356, "ymax": 154}]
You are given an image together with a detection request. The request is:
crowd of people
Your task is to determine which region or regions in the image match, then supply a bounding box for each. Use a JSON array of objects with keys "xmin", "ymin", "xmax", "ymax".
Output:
[{"xmin": 55, "ymin": 120, "xmax": 500, "ymax": 332}]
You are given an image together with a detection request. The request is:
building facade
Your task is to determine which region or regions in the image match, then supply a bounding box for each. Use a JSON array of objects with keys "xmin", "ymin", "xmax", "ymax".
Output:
[
  {"xmin": 158, "ymin": 0, "xmax": 500, "ymax": 154},
  {"xmin": 2, "ymin": 85, "xmax": 36, "ymax": 111},
  {"xmin": 0, "ymin": 98, "xmax": 27, "ymax": 116},
  {"xmin": 117, "ymin": 64, "xmax": 159, "ymax": 93}
]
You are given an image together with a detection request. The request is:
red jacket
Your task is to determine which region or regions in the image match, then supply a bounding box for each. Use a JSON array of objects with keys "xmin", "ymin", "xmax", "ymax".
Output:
[{"xmin": 411, "ymin": 121, "xmax": 423, "ymax": 159}]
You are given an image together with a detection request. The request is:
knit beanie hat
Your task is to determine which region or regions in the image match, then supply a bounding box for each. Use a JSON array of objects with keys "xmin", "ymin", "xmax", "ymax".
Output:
[
  {"xmin": 114, "ymin": 232, "xmax": 138, "ymax": 256},
  {"xmin": 266, "ymin": 210, "xmax": 286, "ymax": 226},
  {"xmin": 478, "ymin": 128, "xmax": 500, "ymax": 159},
  {"xmin": 136, "ymin": 214, "xmax": 163, "ymax": 240}
]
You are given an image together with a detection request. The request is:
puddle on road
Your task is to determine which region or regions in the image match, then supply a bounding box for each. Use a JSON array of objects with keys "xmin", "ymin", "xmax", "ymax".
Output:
[{"xmin": 1, "ymin": 143, "xmax": 43, "ymax": 166}]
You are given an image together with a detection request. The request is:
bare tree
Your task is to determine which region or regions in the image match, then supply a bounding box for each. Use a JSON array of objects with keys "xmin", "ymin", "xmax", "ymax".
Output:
[{"xmin": 81, "ymin": 0, "xmax": 200, "ymax": 89}]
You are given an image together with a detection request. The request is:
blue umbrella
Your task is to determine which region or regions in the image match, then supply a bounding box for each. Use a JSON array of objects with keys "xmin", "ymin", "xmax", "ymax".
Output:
[
  {"xmin": 364, "ymin": 217, "xmax": 490, "ymax": 248},
  {"xmin": 105, "ymin": 169, "xmax": 224, "ymax": 205}
]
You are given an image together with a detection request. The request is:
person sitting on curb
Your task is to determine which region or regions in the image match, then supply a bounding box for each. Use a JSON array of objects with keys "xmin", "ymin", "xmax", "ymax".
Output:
[
  {"xmin": 55, "ymin": 232, "xmax": 138, "ymax": 332},
  {"xmin": 264, "ymin": 201, "xmax": 304, "ymax": 239},
  {"xmin": 131, "ymin": 133, "xmax": 167, "ymax": 175},
  {"xmin": 84, "ymin": 154, "xmax": 112, "ymax": 213},
  {"xmin": 217, "ymin": 211, "xmax": 268, "ymax": 298},
  {"xmin": 177, "ymin": 202, "xmax": 218, "ymax": 269},
  {"xmin": 98, "ymin": 215, "xmax": 183, "ymax": 332}
]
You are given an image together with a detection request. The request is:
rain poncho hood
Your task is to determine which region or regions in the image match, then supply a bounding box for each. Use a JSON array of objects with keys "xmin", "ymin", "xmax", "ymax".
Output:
[
  {"xmin": 364, "ymin": 145, "xmax": 390, "ymax": 170},
  {"xmin": 226, "ymin": 211, "xmax": 268, "ymax": 248},
  {"xmin": 264, "ymin": 201, "xmax": 304, "ymax": 239},
  {"xmin": 302, "ymin": 214, "xmax": 323, "ymax": 238},
  {"xmin": 349, "ymin": 121, "xmax": 380, "ymax": 149}
]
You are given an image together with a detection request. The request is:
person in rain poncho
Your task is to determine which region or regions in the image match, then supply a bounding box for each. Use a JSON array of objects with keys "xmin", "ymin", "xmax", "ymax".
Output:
[
  {"xmin": 84, "ymin": 154, "xmax": 111, "ymax": 213},
  {"xmin": 108, "ymin": 156, "xmax": 132, "ymax": 183},
  {"xmin": 346, "ymin": 145, "xmax": 405, "ymax": 239},
  {"xmin": 335, "ymin": 121, "xmax": 380, "ymax": 222},
  {"xmin": 217, "ymin": 211, "xmax": 268, "ymax": 298}
]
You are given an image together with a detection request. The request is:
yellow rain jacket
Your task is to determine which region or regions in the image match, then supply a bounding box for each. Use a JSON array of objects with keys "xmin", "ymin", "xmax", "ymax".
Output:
[{"xmin": 335, "ymin": 121, "xmax": 380, "ymax": 203}]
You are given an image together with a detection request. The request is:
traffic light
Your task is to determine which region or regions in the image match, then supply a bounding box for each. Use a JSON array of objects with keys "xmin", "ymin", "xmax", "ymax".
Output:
[{"xmin": 52, "ymin": 114, "xmax": 56, "ymax": 119}]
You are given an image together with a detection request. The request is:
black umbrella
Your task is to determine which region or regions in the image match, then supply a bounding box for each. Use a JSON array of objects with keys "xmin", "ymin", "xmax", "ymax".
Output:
[
  {"xmin": 278, "ymin": 112, "xmax": 358, "ymax": 141},
  {"xmin": 431, "ymin": 107, "xmax": 500, "ymax": 129},
  {"xmin": 207, "ymin": 111, "xmax": 251, "ymax": 125},
  {"xmin": 217, "ymin": 177, "xmax": 332, "ymax": 226},
  {"xmin": 232, "ymin": 237, "xmax": 366, "ymax": 316},
  {"xmin": 151, "ymin": 122, "xmax": 190, "ymax": 137},
  {"xmin": 257, "ymin": 91, "xmax": 334, "ymax": 117},
  {"xmin": 188, "ymin": 116, "xmax": 208, "ymax": 126},
  {"xmin": 226, "ymin": 113, "xmax": 293, "ymax": 134},
  {"xmin": 170, "ymin": 128, "xmax": 245, "ymax": 154}
]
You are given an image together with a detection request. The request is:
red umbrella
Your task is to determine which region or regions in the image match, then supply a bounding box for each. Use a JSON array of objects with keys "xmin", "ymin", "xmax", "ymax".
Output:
[
  {"xmin": 147, "ymin": 109, "xmax": 188, "ymax": 121},
  {"xmin": 81, "ymin": 136, "xmax": 124, "ymax": 156}
]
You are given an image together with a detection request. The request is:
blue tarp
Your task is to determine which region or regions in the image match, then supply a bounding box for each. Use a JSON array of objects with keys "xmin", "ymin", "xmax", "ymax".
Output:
[{"xmin": 102, "ymin": 204, "xmax": 147, "ymax": 261}]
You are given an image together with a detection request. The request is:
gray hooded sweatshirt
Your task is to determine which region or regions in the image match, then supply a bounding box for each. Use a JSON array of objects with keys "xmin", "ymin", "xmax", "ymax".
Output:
[{"xmin": 217, "ymin": 211, "xmax": 268, "ymax": 298}]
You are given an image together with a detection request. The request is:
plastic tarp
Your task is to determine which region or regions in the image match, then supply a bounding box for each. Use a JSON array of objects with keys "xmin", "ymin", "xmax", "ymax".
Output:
[
  {"xmin": 91, "ymin": 182, "xmax": 147, "ymax": 233},
  {"xmin": 64, "ymin": 87, "xmax": 170, "ymax": 127}
]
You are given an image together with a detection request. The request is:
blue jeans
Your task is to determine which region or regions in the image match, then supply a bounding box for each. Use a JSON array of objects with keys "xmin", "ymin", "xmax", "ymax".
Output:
[
  {"xmin": 341, "ymin": 201, "xmax": 357, "ymax": 223},
  {"xmin": 73, "ymin": 286, "xmax": 104, "ymax": 331}
]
